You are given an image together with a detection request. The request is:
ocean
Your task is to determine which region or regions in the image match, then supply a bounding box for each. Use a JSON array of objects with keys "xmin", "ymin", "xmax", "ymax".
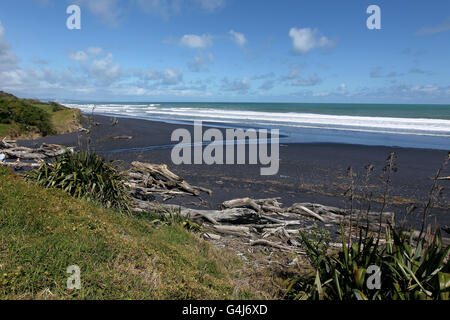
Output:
[{"xmin": 64, "ymin": 102, "xmax": 450, "ymax": 150}]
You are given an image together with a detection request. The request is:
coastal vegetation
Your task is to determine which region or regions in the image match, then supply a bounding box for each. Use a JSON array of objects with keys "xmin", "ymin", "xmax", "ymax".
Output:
[
  {"xmin": 0, "ymin": 104, "xmax": 448, "ymax": 300},
  {"xmin": 0, "ymin": 166, "xmax": 254, "ymax": 299},
  {"xmin": 0, "ymin": 91, "xmax": 82, "ymax": 139},
  {"xmin": 4, "ymin": 146, "xmax": 448, "ymax": 300},
  {"xmin": 24, "ymin": 151, "xmax": 131, "ymax": 213},
  {"xmin": 286, "ymin": 225, "xmax": 449, "ymax": 300}
]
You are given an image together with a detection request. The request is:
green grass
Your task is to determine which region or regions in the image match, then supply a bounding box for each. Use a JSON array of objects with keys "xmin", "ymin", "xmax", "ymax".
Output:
[
  {"xmin": 0, "ymin": 91, "xmax": 82, "ymax": 139},
  {"xmin": 0, "ymin": 167, "xmax": 250, "ymax": 300},
  {"xmin": 0, "ymin": 124, "xmax": 12, "ymax": 137}
]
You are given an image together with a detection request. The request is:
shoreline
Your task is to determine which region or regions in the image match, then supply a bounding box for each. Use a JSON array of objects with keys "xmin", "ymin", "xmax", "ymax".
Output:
[{"xmin": 18, "ymin": 114, "xmax": 450, "ymax": 228}]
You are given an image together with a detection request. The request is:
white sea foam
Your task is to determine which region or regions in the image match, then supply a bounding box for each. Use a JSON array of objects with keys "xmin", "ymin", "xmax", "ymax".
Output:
[{"xmin": 64, "ymin": 103, "xmax": 450, "ymax": 137}]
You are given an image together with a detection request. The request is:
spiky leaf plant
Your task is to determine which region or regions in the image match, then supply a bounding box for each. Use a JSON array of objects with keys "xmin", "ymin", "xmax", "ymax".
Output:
[
  {"xmin": 285, "ymin": 225, "xmax": 449, "ymax": 300},
  {"xmin": 25, "ymin": 151, "xmax": 130, "ymax": 213}
]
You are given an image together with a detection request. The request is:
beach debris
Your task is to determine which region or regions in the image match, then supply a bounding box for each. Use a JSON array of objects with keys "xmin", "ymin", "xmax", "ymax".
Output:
[
  {"xmin": 0, "ymin": 140, "xmax": 74, "ymax": 168},
  {"xmin": 125, "ymin": 161, "xmax": 213, "ymax": 201},
  {"xmin": 129, "ymin": 189, "xmax": 399, "ymax": 257},
  {"xmin": 98, "ymin": 135, "xmax": 133, "ymax": 142},
  {"xmin": 1, "ymin": 138, "xmax": 17, "ymax": 148}
]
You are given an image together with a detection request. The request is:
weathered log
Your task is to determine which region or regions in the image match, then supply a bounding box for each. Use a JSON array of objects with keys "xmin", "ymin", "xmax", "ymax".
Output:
[
  {"xmin": 291, "ymin": 205, "xmax": 325, "ymax": 222},
  {"xmin": 1, "ymin": 162, "xmax": 40, "ymax": 168},
  {"xmin": 250, "ymin": 239, "xmax": 298, "ymax": 252},
  {"xmin": 222, "ymin": 197, "xmax": 261, "ymax": 212},
  {"xmin": 0, "ymin": 143, "xmax": 72, "ymax": 160},
  {"xmin": 131, "ymin": 200, "xmax": 284, "ymax": 226},
  {"xmin": 209, "ymin": 225, "xmax": 252, "ymax": 237},
  {"xmin": 0, "ymin": 149, "xmax": 46, "ymax": 160},
  {"xmin": 129, "ymin": 162, "xmax": 212, "ymax": 197},
  {"xmin": 0, "ymin": 138, "xmax": 17, "ymax": 148}
]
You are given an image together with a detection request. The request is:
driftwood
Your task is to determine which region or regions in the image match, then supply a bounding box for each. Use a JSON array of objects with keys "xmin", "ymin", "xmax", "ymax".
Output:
[
  {"xmin": 128, "ymin": 185, "xmax": 411, "ymax": 259},
  {"xmin": 0, "ymin": 140, "xmax": 73, "ymax": 168},
  {"xmin": 1, "ymin": 162, "xmax": 40, "ymax": 168},
  {"xmin": 250, "ymin": 239, "xmax": 298, "ymax": 252},
  {"xmin": 125, "ymin": 161, "xmax": 212, "ymax": 200},
  {"xmin": 1, "ymin": 138, "xmax": 17, "ymax": 148}
]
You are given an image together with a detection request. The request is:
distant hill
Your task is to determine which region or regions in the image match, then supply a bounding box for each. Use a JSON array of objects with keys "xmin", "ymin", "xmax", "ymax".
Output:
[{"xmin": 0, "ymin": 91, "xmax": 82, "ymax": 139}]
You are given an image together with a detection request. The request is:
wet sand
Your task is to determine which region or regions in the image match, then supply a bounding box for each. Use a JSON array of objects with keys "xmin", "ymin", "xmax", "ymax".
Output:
[{"xmin": 19, "ymin": 114, "xmax": 450, "ymax": 228}]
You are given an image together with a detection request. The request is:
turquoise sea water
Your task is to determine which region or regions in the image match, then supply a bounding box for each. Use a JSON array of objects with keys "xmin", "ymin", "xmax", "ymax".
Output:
[{"xmin": 65, "ymin": 102, "xmax": 450, "ymax": 150}]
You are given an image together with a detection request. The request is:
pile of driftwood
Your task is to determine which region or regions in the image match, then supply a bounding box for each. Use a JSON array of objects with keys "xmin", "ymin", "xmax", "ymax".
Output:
[
  {"xmin": 120, "ymin": 161, "xmax": 402, "ymax": 253},
  {"xmin": 0, "ymin": 138, "xmax": 74, "ymax": 168},
  {"xmin": 130, "ymin": 183, "xmax": 395, "ymax": 254},
  {"xmin": 125, "ymin": 161, "xmax": 213, "ymax": 201}
]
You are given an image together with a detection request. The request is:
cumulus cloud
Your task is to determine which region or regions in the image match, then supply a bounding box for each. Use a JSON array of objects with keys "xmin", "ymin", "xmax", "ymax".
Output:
[
  {"xmin": 229, "ymin": 30, "xmax": 247, "ymax": 48},
  {"xmin": 145, "ymin": 68, "xmax": 184, "ymax": 85},
  {"xmin": 289, "ymin": 27, "xmax": 334, "ymax": 54},
  {"xmin": 68, "ymin": 50, "xmax": 89, "ymax": 62},
  {"xmin": 166, "ymin": 34, "xmax": 213, "ymax": 48},
  {"xmin": 68, "ymin": 48, "xmax": 122, "ymax": 84},
  {"xmin": 0, "ymin": 20, "xmax": 192, "ymax": 98}
]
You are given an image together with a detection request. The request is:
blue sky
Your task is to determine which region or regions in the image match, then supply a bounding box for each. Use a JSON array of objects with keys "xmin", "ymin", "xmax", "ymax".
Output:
[{"xmin": 0, "ymin": 0, "xmax": 449, "ymax": 103}]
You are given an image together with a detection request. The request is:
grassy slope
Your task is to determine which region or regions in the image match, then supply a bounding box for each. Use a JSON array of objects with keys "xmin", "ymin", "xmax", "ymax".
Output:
[
  {"xmin": 0, "ymin": 92, "xmax": 82, "ymax": 139},
  {"xmin": 0, "ymin": 167, "xmax": 251, "ymax": 300},
  {"xmin": 35, "ymin": 103, "xmax": 82, "ymax": 135}
]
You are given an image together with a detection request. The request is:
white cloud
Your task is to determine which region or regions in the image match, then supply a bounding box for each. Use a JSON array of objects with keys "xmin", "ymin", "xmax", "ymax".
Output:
[
  {"xmin": 290, "ymin": 73, "xmax": 321, "ymax": 86},
  {"xmin": 178, "ymin": 34, "xmax": 213, "ymax": 48},
  {"xmin": 289, "ymin": 27, "xmax": 334, "ymax": 54},
  {"xmin": 281, "ymin": 66, "xmax": 322, "ymax": 87},
  {"xmin": 73, "ymin": 0, "xmax": 122, "ymax": 26},
  {"xmin": 68, "ymin": 50, "xmax": 89, "ymax": 62},
  {"xmin": 90, "ymin": 53, "xmax": 122, "ymax": 82},
  {"xmin": 87, "ymin": 47, "xmax": 103, "ymax": 56},
  {"xmin": 229, "ymin": 30, "xmax": 247, "ymax": 48},
  {"xmin": 145, "ymin": 68, "xmax": 184, "ymax": 85},
  {"xmin": 416, "ymin": 18, "xmax": 450, "ymax": 35},
  {"xmin": 221, "ymin": 77, "xmax": 250, "ymax": 92},
  {"xmin": 68, "ymin": 48, "xmax": 123, "ymax": 85},
  {"xmin": 187, "ymin": 53, "xmax": 214, "ymax": 72},
  {"xmin": 0, "ymin": 21, "xmax": 19, "ymax": 71}
]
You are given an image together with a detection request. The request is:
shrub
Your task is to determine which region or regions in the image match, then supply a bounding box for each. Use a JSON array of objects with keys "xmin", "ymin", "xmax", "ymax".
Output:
[
  {"xmin": 0, "ymin": 97, "xmax": 54, "ymax": 136},
  {"xmin": 285, "ymin": 225, "xmax": 449, "ymax": 300},
  {"xmin": 24, "ymin": 151, "xmax": 130, "ymax": 213}
]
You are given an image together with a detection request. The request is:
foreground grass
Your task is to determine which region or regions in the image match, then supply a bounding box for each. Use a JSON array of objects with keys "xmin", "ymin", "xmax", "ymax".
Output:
[{"xmin": 0, "ymin": 167, "xmax": 249, "ymax": 300}]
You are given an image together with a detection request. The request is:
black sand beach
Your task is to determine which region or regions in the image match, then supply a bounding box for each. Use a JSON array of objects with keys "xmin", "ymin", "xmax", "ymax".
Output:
[{"xmin": 19, "ymin": 114, "xmax": 450, "ymax": 228}]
